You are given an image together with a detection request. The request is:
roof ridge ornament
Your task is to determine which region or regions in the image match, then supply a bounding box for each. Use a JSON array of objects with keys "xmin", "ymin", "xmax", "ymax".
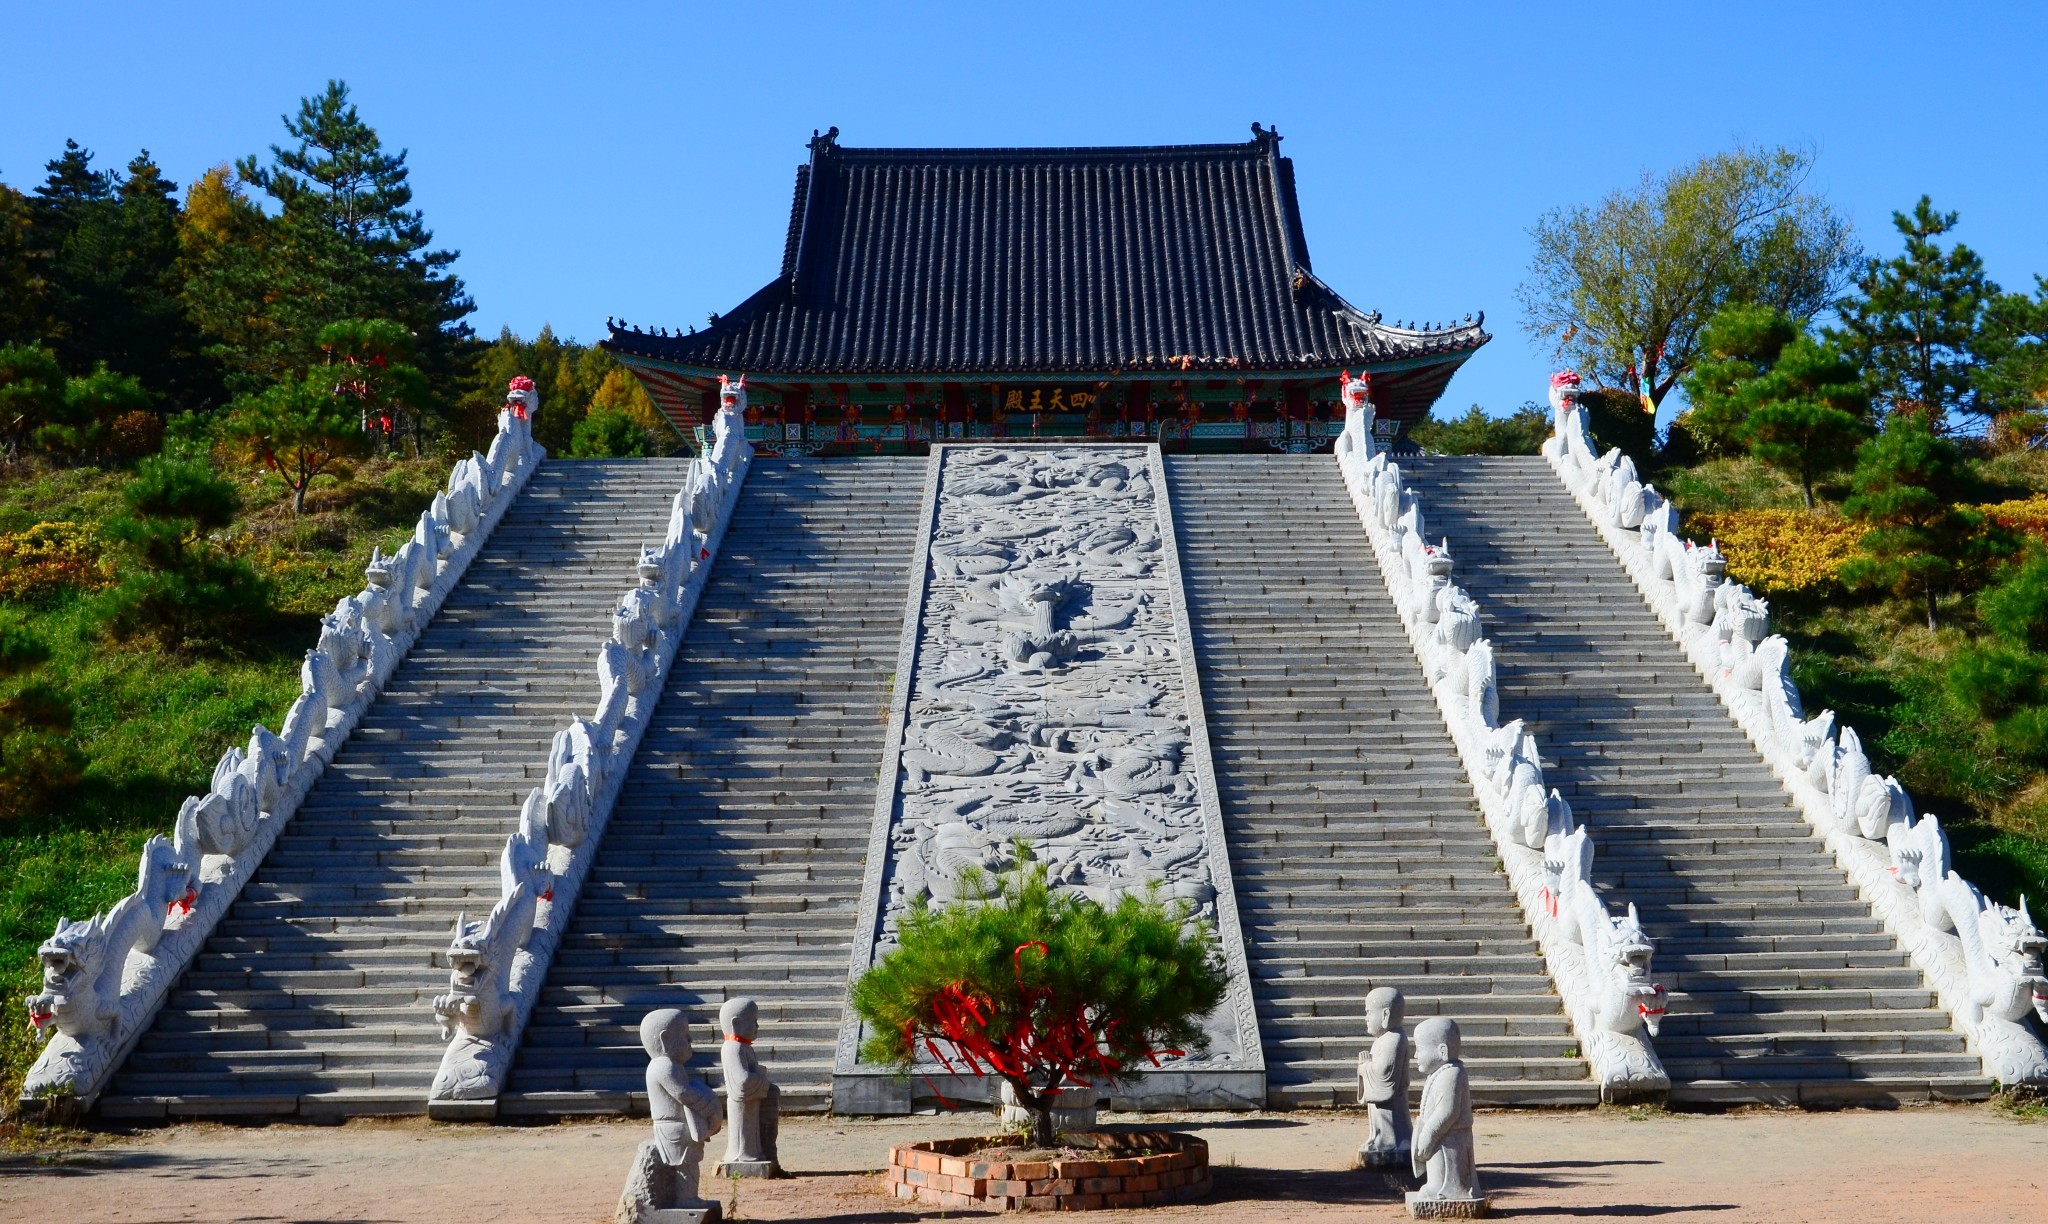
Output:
[{"xmin": 809, "ymin": 126, "xmax": 840, "ymax": 154}]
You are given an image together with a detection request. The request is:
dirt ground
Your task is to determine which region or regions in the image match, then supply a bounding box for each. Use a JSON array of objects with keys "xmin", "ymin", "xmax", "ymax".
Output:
[{"xmin": 2, "ymin": 1103, "xmax": 2044, "ymax": 1223}]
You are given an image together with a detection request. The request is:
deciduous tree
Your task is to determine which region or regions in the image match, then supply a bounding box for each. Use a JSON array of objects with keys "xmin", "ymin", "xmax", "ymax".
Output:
[{"xmin": 1519, "ymin": 145, "xmax": 1858, "ymax": 410}]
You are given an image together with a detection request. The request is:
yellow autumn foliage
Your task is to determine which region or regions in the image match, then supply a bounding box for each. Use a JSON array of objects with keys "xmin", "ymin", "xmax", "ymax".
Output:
[
  {"xmin": 1981, "ymin": 497, "xmax": 2048, "ymax": 540},
  {"xmin": 0, "ymin": 520, "xmax": 116, "ymax": 602},
  {"xmin": 1688, "ymin": 510, "xmax": 1863, "ymax": 595}
]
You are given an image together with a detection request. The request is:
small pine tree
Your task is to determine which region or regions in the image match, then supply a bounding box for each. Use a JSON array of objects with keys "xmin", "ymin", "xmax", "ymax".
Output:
[
  {"xmin": 32, "ymin": 363, "xmax": 153, "ymax": 462},
  {"xmin": 0, "ymin": 343, "xmax": 64, "ymax": 456},
  {"xmin": 101, "ymin": 456, "xmax": 271, "ymax": 652},
  {"xmin": 1949, "ymin": 549, "xmax": 2048, "ymax": 764},
  {"xmin": 1841, "ymin": 411, "xmax": 2007, "ymax": 630},
  {"xmin": 1684, "ymin": 304, "xmax": 1872, "ymax": 506},
  {"xmin": 850, "ymin": 854, "xmax": 1225, "ymax": 1148},
  {"xmin": 221, "ymin": 372, "xmax": 368, "ymax": 514},
  {"xmin": 318, "ymin": 318, "xmax": 431, "ymax": 456}
]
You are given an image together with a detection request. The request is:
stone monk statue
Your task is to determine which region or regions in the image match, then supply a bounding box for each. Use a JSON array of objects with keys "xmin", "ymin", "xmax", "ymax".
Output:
[
  {"xmin": 714, "ymin": 997, "xmax": 781, "ymax": 1177},
  {"xmin": 1407, "ymin": 1017, "xmax": 1488, "ymax": 1218},
  {"xmin": 1357, "ymin": 986, "xmax": 1412, "ymax": 1169},
  {"xmin": 616, "ymin": 1008, "xmax": 724, "ymax": 1223}
]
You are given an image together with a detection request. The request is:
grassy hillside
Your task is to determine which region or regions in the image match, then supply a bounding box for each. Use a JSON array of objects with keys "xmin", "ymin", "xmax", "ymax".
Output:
[{"xmin": 1662, "ymin": 453, "xmax": 2048, "ymax": 909}]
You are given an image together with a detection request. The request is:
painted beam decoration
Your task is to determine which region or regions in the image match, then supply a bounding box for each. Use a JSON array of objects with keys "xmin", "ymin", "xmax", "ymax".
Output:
[{"xmin": 836, "ymin": 444, "xmax": 1263, "ymax": 1111}]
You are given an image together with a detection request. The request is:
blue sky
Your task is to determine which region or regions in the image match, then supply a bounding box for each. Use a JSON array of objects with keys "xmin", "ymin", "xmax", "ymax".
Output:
[{"xmin": 4, "ymin": 2, "xmax": 2042, "ymax": 421}]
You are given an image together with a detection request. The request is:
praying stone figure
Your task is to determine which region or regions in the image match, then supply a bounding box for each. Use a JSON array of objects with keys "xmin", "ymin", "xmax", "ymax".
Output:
[
  {"xmin": 1407, "ymin": 1017, "xmax": 1489, "ymax": 1219},
  {"xmin": 1356, "ymin": 986, "xmax": 1412, "ymax": 1169},
  {"xmin": 616, "ymin": 1009, "xmax": 723, "ymax": 1224},
  {"xmin": 713, "ymin": 997, "xmax": 781, "ymax": 1177}
]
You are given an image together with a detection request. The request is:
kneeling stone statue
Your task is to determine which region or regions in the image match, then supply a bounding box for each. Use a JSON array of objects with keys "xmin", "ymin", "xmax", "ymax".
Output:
[
  {"xmin": 1357, "ymin": 986, "xmax": 1412, "ymax": 1169},
  {"xmin": 1408, "ymin": 1017, "xmax": 1488, "ymax": 1219},
  {"xmin": 617, "ymin": 1009, "xmax": 723, "ymax": 1224},
  {"xmin": 714, "ymin": 997, "xmax": 780, "ymax": 1178}
]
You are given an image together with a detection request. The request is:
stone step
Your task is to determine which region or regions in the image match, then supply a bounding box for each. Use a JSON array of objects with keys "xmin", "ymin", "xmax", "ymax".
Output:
[
  {"xmin": 105, "ymin": 459, "xmax": 696, "ymax": 1118},
  {"xmin": 501, "ymin": 458, "xmax": 926, "ymax": 1115},
  {"xmin": 1165, "ymin": 455, "xmax": 1591, "ymax": 1108},
  {"xmin": 1400, "ymin": 455, "xmax": 1985, "ymax": 1101}
]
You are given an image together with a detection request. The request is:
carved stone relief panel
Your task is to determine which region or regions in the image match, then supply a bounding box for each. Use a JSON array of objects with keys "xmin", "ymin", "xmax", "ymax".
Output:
[{"xmin": 839, "ymin": 445, "xmax": 1263, "ymax": 1105}]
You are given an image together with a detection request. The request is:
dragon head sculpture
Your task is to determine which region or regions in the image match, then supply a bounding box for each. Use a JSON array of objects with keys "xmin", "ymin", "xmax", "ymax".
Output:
[
  {"xmin": 504, "ymin": 374, "xmax": 538, "ymax": 421},
  {"xmin": 1548, "ymin": 370, "xmax": 1582, "ymax": 413},
  {"xmin": 718, "ymin": 373, "xmax": 748, "ymax": 418},
  {"xmin": 1978, "ymin": 894, "xmax": 2048, "ymax": 1025},
  {"xmin": 1606, "ymin": 904, "xmax": 1667, "ymax": 1038}
]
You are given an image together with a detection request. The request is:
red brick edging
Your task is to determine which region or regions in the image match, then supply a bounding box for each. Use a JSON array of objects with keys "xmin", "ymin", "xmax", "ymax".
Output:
[{"xmin": 886, "ymin": 1131, "xmax": 1211, "ymax": 1212}]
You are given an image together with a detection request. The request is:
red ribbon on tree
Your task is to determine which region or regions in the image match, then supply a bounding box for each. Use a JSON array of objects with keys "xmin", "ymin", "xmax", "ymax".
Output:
[{"xmin": 905, "ymin": 941, "xmax": 1185, "ymax": 1109}]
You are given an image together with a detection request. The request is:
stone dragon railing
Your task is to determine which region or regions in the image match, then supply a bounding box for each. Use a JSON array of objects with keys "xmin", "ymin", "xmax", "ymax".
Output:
[
  {"xmin": 425, "ymin": 376, "xmax": 754, "ymax": 1117},
  {"xmin": 1543, "ymin": 370, "xmax": 2048, "ymax": 1087},
  {"xmin": 1333, "ymin": 374, "xmax": 1671, "ymax": 1102},
  {"xmin": 21, "ymin": 378, "xmax": 547, "ymax": 1112}
]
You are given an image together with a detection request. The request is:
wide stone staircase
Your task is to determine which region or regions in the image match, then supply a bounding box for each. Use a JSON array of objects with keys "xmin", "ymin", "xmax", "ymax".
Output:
[
  {"xmin": 100, "ymin": 459, "xmax": 692, "ymax": 1119},
  {"xmin": 1165, "ymin": 455, "xmax": 1596, "ymax": 1108},
  {"xmin": 500, "ymin": 457, "xmax": 925, "ymax": 1115},
  {"xmin": 1402, "ymin": 455, "xmax": 1993, "ymax": 1105}
]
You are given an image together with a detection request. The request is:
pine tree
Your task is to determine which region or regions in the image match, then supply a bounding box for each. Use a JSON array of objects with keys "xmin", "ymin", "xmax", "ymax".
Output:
[
  {"xmin": 203, "ymin": 81, "xmax": 473, "ymax": 404},
  {"xmin": 20, "ymin": 143, "xmax": 219, "ymax": 412},
  {"xmin": 1974, "ymin": 279, "xmax": 2048, "ymax": 447},
  {"xmin": 221, "ymin": 372, "xmax": 370, "ymax": 514},
  {"xmin": 1842, "ymin": 410, "xmax": 2005, "ymax": 630},
  {"xmin": 1834, "ymin": 197, "xmax": 1995, "ymax": 429},
  {"xmin": 1683, "ymin": 304, "xmax": 1872, "ymax": 505}
]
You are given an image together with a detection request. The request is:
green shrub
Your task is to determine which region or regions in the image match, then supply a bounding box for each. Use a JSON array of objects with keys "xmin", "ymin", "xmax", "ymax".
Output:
[
  {"xmin": 1579, "ymin": 386, "xmax": 1658, "ymax": 460},
  {"xmin": 31, "ymin": 365, "xmax": 153, "ymax": 463},
  {"xmin": 569, "ymin": 407, "xmax": 649, "ymax": 458},
  {"xmin": 1947, "ymin": 643, "xmax": 2048, "ymax": 719},
  {"xmin": 1408, "ymin": 403, "xmax": 1549, "ymax": 455},
  {"xmin": 101, "ymin": 457, "xmax": 270, "ymax": 652},
  {"xmin": 1980, "ymin": 549, "xmax": 2048, "ymax": 651},
  {"xmin": 0, "ymin": 620, "xmax": 80, "ymax": 821},
  {"xmin": 850, "ymin": 854, "xmax": 1225, "ymax": 1146}
]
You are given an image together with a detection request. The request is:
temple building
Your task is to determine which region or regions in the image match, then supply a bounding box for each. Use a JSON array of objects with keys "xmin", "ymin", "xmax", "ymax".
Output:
[{"xmin": 602, "ymin": 126, "xmax": 1487, "ymax": 454}]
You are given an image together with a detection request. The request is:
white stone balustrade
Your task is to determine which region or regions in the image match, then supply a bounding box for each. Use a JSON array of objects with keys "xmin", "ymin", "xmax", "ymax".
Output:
[
  {"xmin": 1541, "ymin": 370, "xmax": 2048, "ymax": 1087},
  {"xmin": 20, "ymin": 380, "xmax": 547, "ymax": 1111},
  {"xmin": 1334, "ymin": 376, "xmax": 1671, "ymax": 1101},
  {"xmin": 426, "ymin": 378, "xmax": 754, "ymax": 1114}
]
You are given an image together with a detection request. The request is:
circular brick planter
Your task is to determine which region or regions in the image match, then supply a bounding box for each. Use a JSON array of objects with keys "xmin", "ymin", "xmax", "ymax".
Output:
[{"xmin": 886, "ymin": 1131, "xmax": 1210, "ymax": 1212}]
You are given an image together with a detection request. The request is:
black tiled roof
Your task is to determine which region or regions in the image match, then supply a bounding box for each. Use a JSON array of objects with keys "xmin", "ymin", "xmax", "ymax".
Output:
[{"xmin": 604, "ymin": 127, "xmax": 1486, "ymax": 379}]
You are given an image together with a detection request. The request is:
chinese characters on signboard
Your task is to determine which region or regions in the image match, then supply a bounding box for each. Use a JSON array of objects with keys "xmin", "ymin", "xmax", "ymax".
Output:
[{"xmin": 1002, "ymin": 387, "xmax": 1098, "ymax": 413}]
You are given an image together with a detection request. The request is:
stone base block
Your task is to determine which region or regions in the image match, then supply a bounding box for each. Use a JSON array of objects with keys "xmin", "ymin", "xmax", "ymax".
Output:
[
  {"xmin": 1357, "ymin": 1145, "xmax": 1410, "ymax": 1170},
  {"xmin": 713, "ymin": 1159, "xmax": 778, "ymax": 1179},
  {"xmin": 1406, "ymin": 1191, "xmax": 1489, "ymax": 1218},
  {"xmin": 426, "ymin": 1097, "xmax": 496, "ymax": 1122},
  {"xmin": 627, "ymin": 1209, "xmax": 718, "ymax": 1224}
]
